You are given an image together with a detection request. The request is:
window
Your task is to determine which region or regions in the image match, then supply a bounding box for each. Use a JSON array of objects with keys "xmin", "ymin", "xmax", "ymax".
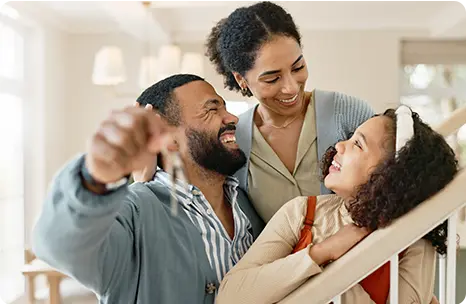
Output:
[
  {"xmin": 0, "ymin": 95, "xmax": 24, "ymax": 303},
  {"xmin": 401, "ymin": 41, "xmax": 466, "ymax": 302},
  {"xmin": 0, "ymin": 5, "xmax": 25, "ymax": 303},
  {"xmin": 400, "ymin": 64, "xmax": 466, "ymax": 167},
  {"xmin": 400, "ymin": 40, "xmax": 466, "ymax": 167}
]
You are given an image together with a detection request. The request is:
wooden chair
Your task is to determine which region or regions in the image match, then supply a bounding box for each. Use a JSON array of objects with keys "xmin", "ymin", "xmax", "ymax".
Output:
[{"xmin": 21, "ymin": 249, "xmax": 67, "ymax": 304}]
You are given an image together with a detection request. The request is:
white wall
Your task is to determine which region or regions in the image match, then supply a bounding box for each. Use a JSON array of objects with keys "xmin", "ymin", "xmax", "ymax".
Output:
[
  {"xmin": 302, "ymin": 30, "xmax": 433, "ymax": 112},
  {"xmin": 64, "ymin": 33, "xmax": 147, "ymax": 158}
]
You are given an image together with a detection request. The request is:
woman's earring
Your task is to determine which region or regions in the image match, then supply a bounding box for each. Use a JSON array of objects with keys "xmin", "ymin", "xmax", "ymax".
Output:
[{"xmin": 241, "ymin": 87, "xmax": 248, "ymax": 95}]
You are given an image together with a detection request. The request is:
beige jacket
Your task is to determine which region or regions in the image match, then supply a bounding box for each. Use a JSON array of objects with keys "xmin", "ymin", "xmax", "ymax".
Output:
[{"xmin": 217, "ymin": 195, "xmax": 436, "ymax": 304}]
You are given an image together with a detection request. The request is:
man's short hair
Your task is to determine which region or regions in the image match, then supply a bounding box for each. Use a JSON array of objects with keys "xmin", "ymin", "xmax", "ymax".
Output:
[{"xmin": 136, "ymin": 74, "xmax": 204, "ymax": 126}]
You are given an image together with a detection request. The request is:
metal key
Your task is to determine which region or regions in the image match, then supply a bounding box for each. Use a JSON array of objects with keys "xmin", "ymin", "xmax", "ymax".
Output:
[{"xmin": 163, "ymin": 149, "xmax": 189, "ymax": 216}]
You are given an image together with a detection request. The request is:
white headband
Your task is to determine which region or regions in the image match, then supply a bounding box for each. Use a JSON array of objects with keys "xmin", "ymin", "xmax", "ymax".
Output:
[{"xmin": 395, "ymin": 105, "xmax": 414, "ymax": 153}]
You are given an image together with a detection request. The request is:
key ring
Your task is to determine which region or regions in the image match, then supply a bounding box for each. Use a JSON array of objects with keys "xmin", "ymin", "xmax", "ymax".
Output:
[{"xmin": 162, "ymin": 148, "xmax": 189, "ymax": 216}]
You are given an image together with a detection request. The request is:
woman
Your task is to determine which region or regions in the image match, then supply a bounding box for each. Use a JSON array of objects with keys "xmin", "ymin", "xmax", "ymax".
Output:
[
  {"xmin": 206, "ymin": 1, "xmax": 374, "ymax": 222},
  {"xmin": 216, "ymin": 106, "xmax": 458, "ymax": 304}
]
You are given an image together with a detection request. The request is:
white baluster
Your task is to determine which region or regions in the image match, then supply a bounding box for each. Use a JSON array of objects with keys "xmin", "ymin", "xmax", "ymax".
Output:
[
  {"xmin": 446, "ymin": 212, "xmax": 458, "ymax": 304},
  {"xmin": 390, "ymin": 254, "xmax": 399, "ymax": 304},
  {"xmin": 332, "ymin": 295, "xmax": 341, "ymax": 304},
  {"xmin": 439, "ymin": 254, "xmax": 446, "ymax": 304}
]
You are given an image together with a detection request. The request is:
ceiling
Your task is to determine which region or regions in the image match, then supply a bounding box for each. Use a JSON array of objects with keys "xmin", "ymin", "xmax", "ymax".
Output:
[{"xmin": 19, "ymin": 1, "xmax": 466, "ymax": 41}]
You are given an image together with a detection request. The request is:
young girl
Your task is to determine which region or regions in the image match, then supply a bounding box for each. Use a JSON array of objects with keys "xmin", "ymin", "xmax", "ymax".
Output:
[{"xmin": 216, "ymin": 106, "xmax": 458, "ymax": 304}]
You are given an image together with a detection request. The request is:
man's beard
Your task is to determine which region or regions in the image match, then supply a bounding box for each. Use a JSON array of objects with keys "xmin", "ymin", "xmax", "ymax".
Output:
[{"xmin": 186, "ymin": 125, "xmax": 246, "ymax": 176}]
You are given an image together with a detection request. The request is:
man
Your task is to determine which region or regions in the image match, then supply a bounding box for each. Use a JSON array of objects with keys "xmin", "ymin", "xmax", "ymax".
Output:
[{"xmin": 32, "ymin": 74, "xmax": 264, "ymax": 304}]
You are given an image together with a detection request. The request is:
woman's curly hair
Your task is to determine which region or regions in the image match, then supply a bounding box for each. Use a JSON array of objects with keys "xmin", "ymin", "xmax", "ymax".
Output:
[
  {"xmin": 321, "ymin": 108, "xmax": 459, "ymax": 254},
  {"xmin": 205, "ymin": 1, "xmax": 301, "ymax": 97}
]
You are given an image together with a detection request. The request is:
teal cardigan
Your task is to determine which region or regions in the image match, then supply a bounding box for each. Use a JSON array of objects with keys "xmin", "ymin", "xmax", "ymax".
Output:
[
  {"xmin": 32, "ymin": 155, "xmax": 265, "ymax": 304},
  {"xmin": 234, "ymin": 90, "xmax": 375, "ymax": 195}
]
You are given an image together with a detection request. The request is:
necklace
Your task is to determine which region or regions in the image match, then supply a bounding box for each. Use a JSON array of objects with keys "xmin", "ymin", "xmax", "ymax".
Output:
[
  {"xmin": 258, "ymin": 104, "xmax": 307, "ymax": 129},
  {"xmin": 258, "ymin": 110, "xmax": 301, "ymax": 129}
]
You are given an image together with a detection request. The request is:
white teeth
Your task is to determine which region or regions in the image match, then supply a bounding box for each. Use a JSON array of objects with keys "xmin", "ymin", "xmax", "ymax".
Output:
[
  {"xmin": 222, "ymin": 135, "xmax": 236, "ymax": 144},
  {"xmin": 332, "ymin": 160, "xmax": 341, "ymax": 169},
  {"xmin": 279, "ymin": 94, "xmax": 298, "ymax": 103}
]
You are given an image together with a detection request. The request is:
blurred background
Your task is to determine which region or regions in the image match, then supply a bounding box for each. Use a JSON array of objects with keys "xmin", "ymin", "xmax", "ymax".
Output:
[{"xmin": 0, "ymin": 1, "xmax": 465, "ymax": 303}]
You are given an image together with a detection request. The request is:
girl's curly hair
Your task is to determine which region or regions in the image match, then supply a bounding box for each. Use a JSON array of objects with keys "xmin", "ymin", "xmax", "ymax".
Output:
[{"xmin": 321, "ymin": 108, "xmax": 459, "ymax": 254}]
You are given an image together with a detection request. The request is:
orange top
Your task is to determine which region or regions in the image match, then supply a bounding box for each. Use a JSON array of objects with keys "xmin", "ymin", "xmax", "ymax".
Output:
[{"xmin": 293, "ymin": 196, "xmax": 404, "ymax": 304}]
